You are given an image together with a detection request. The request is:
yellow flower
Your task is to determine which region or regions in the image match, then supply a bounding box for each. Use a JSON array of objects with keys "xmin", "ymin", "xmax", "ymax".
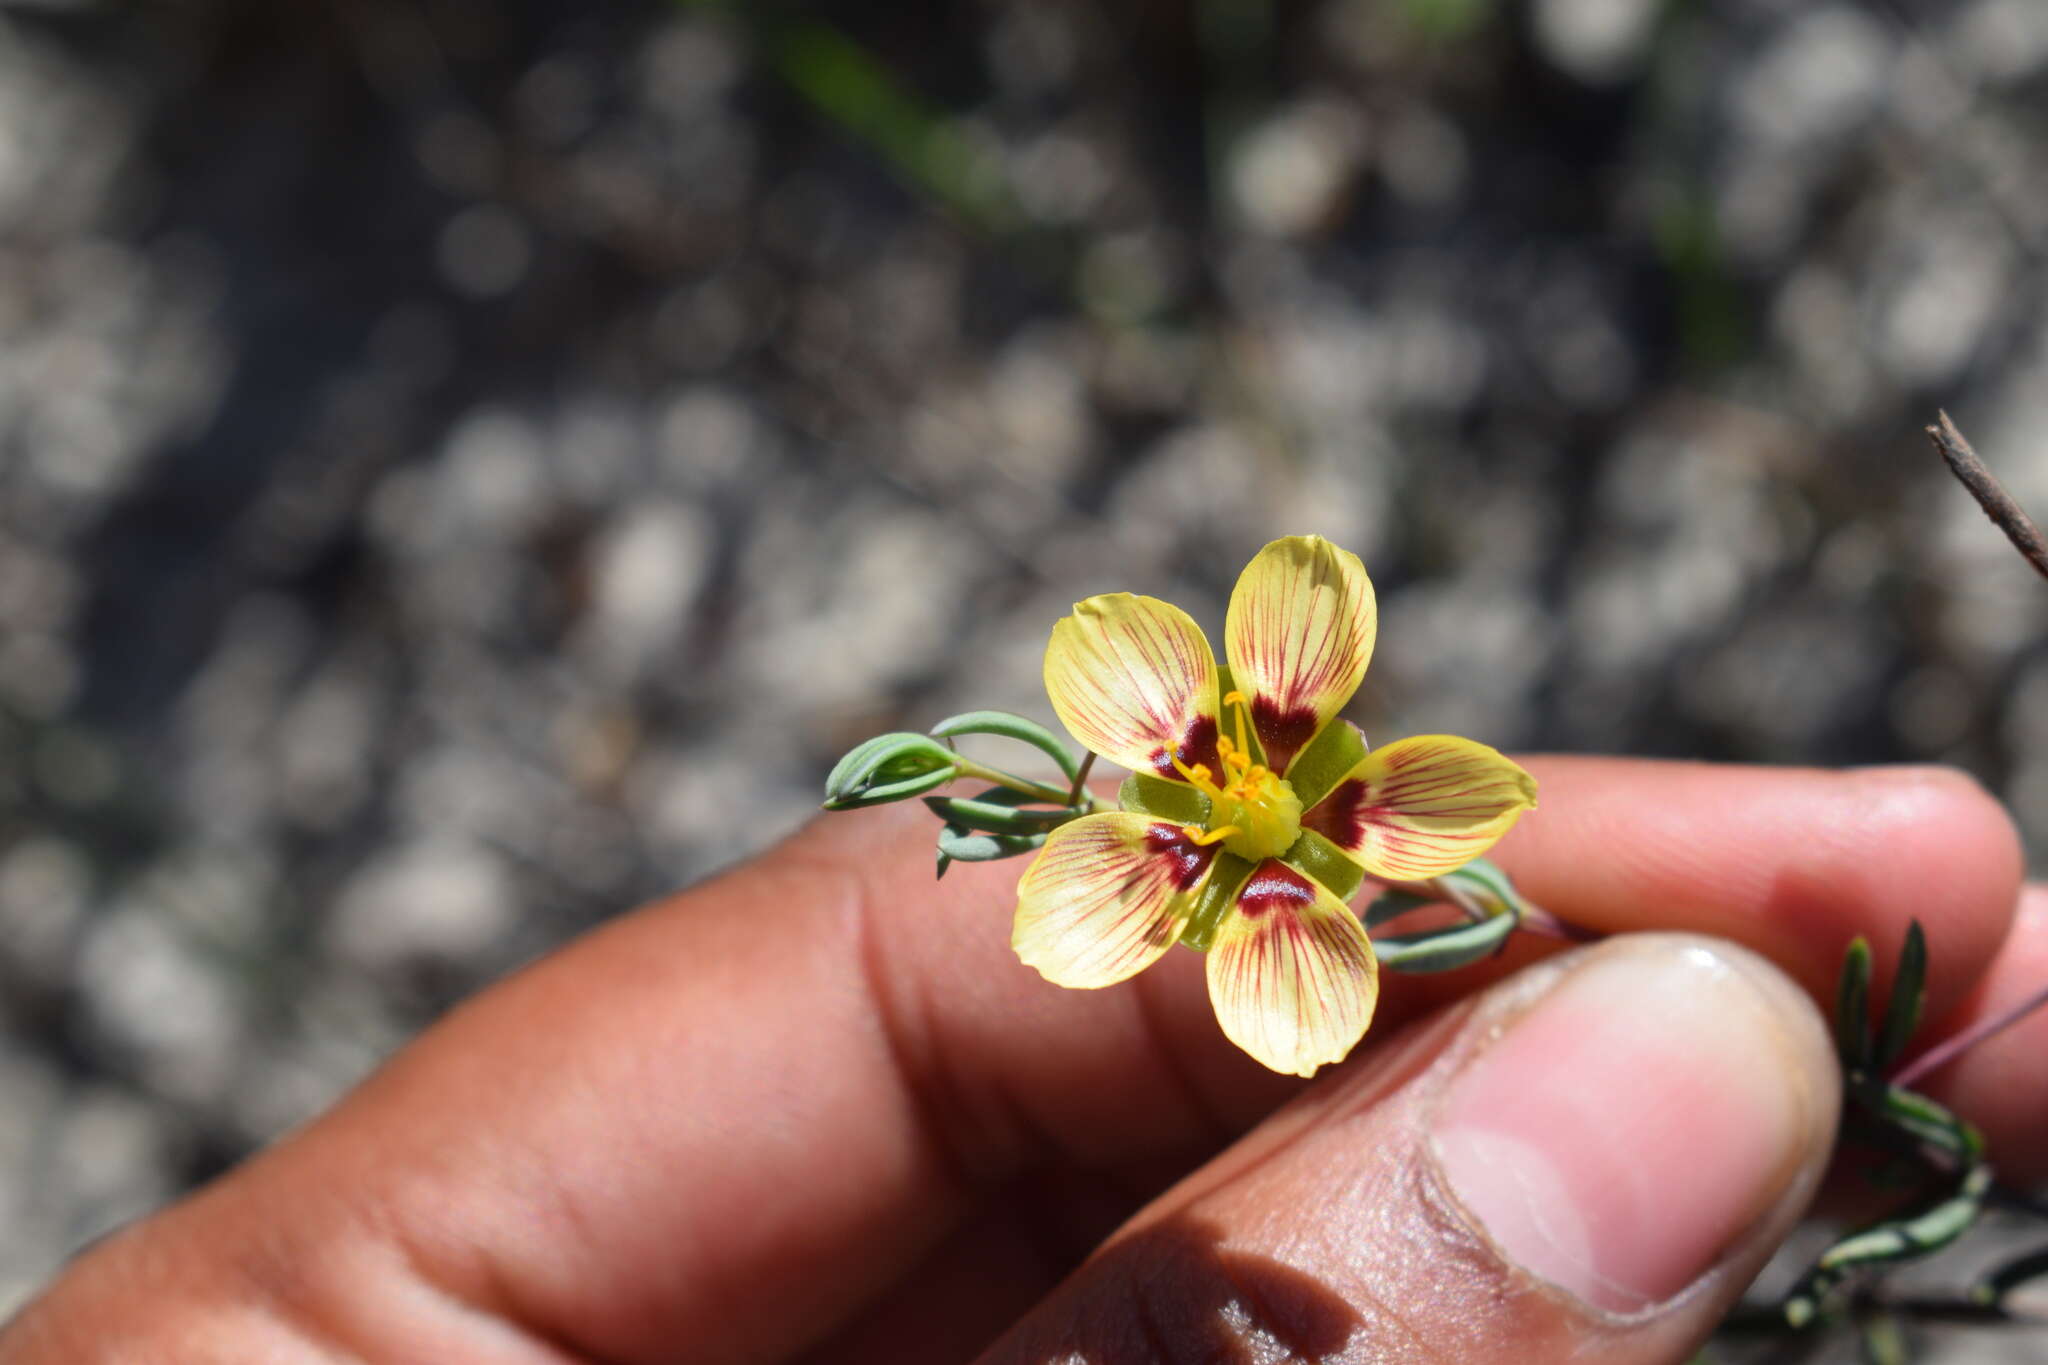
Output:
[{"xmin": 1014, "ymin": 536, "xmax": 1537, "ymax": 1076}]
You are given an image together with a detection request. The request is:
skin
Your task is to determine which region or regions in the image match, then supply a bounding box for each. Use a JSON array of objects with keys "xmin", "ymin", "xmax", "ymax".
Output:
[{"xmin": 0, "ymin": 757, "xmax": 2036, "ymax": 1364}]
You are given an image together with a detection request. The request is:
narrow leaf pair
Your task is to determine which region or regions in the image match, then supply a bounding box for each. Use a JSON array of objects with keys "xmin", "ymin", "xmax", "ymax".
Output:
[
  {"xmin": 1833, "ymin": 921, "xmax": 1929, "ymax": 1079},
  {"xmin": 1785, "ymin": 922, "xmax": 1987, "ymax": 1329}
]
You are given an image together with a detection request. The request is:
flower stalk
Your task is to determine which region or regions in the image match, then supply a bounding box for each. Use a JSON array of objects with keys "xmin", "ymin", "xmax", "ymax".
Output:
[{"xmin": 947, "ymin": 755, "xmax": 1088, "ymax": 810}]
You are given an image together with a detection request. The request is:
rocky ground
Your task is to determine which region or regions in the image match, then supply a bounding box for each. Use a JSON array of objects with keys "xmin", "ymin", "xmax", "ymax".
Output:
[{"xmin": 2, "ymin": 0, "xmax": 2046, "ymax": 1355}]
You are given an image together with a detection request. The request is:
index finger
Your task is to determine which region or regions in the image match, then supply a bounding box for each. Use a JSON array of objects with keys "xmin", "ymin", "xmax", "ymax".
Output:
[
  {"xmin": 1447, "ymin": 758, "xmax": 2017, "ymax": 1016},
  {"xmin": 8, "ymin": 760, "xmax": 2020, "ymax": 1365}
]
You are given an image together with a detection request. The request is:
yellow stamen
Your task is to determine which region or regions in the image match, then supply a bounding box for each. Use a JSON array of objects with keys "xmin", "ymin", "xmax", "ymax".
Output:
[
  {"xmin": 1222, "ymin": 688, "xmax": 1252, "ymax": 760},
  {"xmin": 1168, "ymin": 700, "xmax": 1301, "ymax": 859},
  {"xmin": 1170, "ymin": 755, "xmax": 1226, "ymax": 801}
]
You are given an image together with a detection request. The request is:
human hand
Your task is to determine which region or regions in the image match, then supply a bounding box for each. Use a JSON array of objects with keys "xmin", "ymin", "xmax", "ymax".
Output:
[{"xmin": 0, "ymin": 758, "xmax": 2036, "ymax": 1363}]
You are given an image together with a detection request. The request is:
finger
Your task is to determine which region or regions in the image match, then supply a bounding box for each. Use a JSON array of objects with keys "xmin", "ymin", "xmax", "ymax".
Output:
[
  {"xmin": 1919, "ymin": 882, "xmax": 2048, "ymax": 1183},
  {"xmin": 4, "ymin": 762, "xmax": 2017, "ymax": 1365},
  {"xmin": 981, "ymin": 934, "xmax": 1841, "ymax": 1365},
  {"xmin": 1483, "ymin": 759, "xmax": 2019, "ymax": 1021}
]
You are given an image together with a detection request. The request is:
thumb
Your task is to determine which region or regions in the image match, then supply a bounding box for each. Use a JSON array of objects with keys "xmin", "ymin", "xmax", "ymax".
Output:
[{"xmin": 978, "ymin": 933, "xmax": 1840, "ymax": 1364}]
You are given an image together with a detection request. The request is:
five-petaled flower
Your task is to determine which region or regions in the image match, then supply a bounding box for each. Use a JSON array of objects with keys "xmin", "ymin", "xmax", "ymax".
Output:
[{"xmin": 1014, "ymin": 536, "xmax": 1537, "ymax": 1076}]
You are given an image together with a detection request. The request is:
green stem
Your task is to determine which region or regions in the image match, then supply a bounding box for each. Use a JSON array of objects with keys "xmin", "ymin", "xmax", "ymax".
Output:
[
  {"xmin": 951, "ymin": 757, "xmax": 1082, "ymax": 808},
  {"xmin": 1390, "ymin": 877, "xmax": 1602, "ymax": 943}
]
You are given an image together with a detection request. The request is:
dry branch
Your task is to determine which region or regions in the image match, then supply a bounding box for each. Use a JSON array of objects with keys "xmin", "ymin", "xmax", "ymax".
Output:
[{"xmin": 1927, "ymin": 410, "xmax": 2048, "ymax": 583}]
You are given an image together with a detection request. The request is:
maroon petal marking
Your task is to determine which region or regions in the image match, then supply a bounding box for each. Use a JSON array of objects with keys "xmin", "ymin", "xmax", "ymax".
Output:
[
  {"xmin": 1300, "ymin": 777, "xmax": 1368, "ymax": 851},
  {"xmin": 1148, "ymin": 712, "xmax": 1222, "ymax": 782},
  {"xmin": 1207, "ymin": 858, "xmax": 1378, "ymax": 1076},
  {"xmin": 1013, "ymin": 811, "xmax": 1210, "ymax": 988},
  {"xmin": 1300, "ymin": 736, "xmax": 1536, "ymax": 881},
  {"xmin": 1234, "ymin": 860, "xmax": 1318, "ymax": 920},
  {"xmin": 1144, "ymin": 822, "xmax": 1218, "ymax": 891},
  {"xmin": 1249, "ymin": 697, "xmax": 1319, "ymax": 777}
]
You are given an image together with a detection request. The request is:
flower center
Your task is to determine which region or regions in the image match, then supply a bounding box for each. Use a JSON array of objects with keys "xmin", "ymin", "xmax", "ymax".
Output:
[{"xmin": 1171, "ymin": 690, "xmax": 1304, "ymax": 862}]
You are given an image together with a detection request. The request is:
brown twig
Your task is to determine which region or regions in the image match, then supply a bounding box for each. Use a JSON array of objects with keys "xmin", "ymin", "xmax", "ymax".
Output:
[
  {"xmin": 1927, "ymin": 410, "xmax": 2048, "ymax": 582},
  {"xmin": 1065, "ymin": 750, "xmax": 1096, "ymax": 807},
  {"xmin": 1891, "ymin": 978, "xmax": 2048, "ymax": 1089}
]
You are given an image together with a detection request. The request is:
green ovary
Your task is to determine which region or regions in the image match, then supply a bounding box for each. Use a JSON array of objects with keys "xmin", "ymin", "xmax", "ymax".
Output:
[{"xmin": 1211, "ymin": 772, "xmax": 1303, "ymax": 862}]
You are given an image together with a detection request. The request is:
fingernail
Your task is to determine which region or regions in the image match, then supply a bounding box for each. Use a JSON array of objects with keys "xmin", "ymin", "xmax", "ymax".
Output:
[{"xmin": 1431, "ymin": 937, "xmax": 1830, "ymax": 1313}]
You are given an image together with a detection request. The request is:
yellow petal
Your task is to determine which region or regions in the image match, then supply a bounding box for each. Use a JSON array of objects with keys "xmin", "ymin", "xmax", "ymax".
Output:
[
  {"xmin": 1222, "ymin": 537, "xmax": 1376, "ymax": 776},
  {"xmin": 1206, "ymin": 861, "xmax": 1378, "ymax": 1076},
  {"xmin": 1013, "ymin": 812, "xmax": 1215, "ymax": 988},
  {"xmin": 1044, "ymin": 593, "xmax": 1222, "ymax": 778},
  {"xmin": 1300, "ymin": 735, "xmax": 1537, "ymax": 883}
]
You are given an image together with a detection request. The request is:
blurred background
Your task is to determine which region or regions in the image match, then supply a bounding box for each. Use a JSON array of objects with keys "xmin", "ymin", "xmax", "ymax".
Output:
[{"xmin": 1, "ymin": 0, "xmax": 2046, "ymax": 1347}]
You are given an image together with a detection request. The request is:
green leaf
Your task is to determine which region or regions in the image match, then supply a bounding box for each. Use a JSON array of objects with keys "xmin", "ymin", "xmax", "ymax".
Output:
[
  {"xmin": 922, "ymin": 788, "xmax": 1075, "ymax": 835},
  {"xmin": 1118, "ymin": 771, "xmax": 1211, "ymax": 824},
  {"xmin": 1363, "ymin": 889, "xmax": 1436, "ymax": 929},
  {"xmin": 824, "ymin": 732, "xmax": 960, "ymax": 809},
  {"xmin": 1822, "ymin": 1164, "xmax": 1991, "ymax": 1266},
  {"xmin": 1281, "ymin": 830, "xmax": 1364, "ymax": 905},
  {"xmin": 934, "ymin": 822, "xmax": 1047, "ymax": 864},
  {"xmin": 1282, "ymin": 718, "xmax": 1366, "ymax": 812},
  {"xmin": 1871, "ymin": 1084, "xmax": 1984, "ymax": 1163},
  {"xmin": 840, "ymin": 770, "xmax": 957, "ymax": 808},
  {"xmin": 824, "ymin": 734, "xmax": 911, "ymax": 795},
  {"xmin": 1435, "ymin": 857, "xmax": 1526, "ymax": 918},
  {"xmin": 1835, "ymin": 936, "xmax": 1874, "ymax": 1073},
  {"xmin": 1874, "ymin": 920, "xmax": 1928, "ymax": 1070},
  {"xmin": 929, "ymin": 710, "xmax": 1081, "ymax": 783},
  {"xmin": 1975, "ymin": 1242, "xmax": 2048, "ymax": 1308},
  {"xmin": 1373, "ymin": 912, "xmax": 1516, "ymax": 973},
  {"xmin": 1179, "ymin": 853, "xmax": 1254, "ymax": 952},
  {"xmin": 1783, "ymin": 1163, "xmax": 1992, "ymax": 1327}
]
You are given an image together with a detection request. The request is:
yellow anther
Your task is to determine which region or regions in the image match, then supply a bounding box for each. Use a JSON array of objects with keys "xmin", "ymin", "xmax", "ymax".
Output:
[
  {"xmin": 1221, "ymin": 689, "xmax": 1253, "ymax": 763},
  {"xmin": 1181, "ymin": 824, "xmax": 1241, "ymax": 847},
  {"xmin": 1214, "ymin": 734, "xmax": 1254, "ymax": 775},
  {"xmin": 1170, "ymin": 755, "xmax": 1225, "ymax": 800}
]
